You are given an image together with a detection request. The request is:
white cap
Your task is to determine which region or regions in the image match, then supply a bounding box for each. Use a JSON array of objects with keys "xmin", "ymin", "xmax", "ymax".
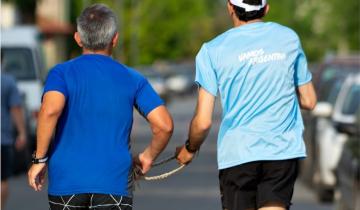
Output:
[{"xmin": 230, "ymin": 0, "xmax": 267, "ymax": 12}]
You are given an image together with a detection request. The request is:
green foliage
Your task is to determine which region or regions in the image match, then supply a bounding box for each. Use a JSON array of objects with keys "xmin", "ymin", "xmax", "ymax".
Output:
[
  {"xmin": 266, "ymin": 0, "xmax": 360, "ymax": 61},
  {"xmin": 132, "ymin": 0, "xmax": 218, "ymax": 64},
  {"xmin": 68, "ymin": 0, "xmax": 359, "ymax": 64},
  {"xmin": 69, "ymin": 0, "xmax": 226, "ymax": 65}
]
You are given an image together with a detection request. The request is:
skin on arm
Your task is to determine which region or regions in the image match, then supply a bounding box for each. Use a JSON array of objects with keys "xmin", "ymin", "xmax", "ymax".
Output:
[
  {"xmin": 27, "ymin": 91, "xmax": 66, "ymax": 191},
  {"xmin": 135, "ymin": 105, "xmax": 174, "ymax": 174},
  {"xmin": 176, "ymin": 87, "xmax": 216, "ymax": 165},
  {"xmin": 10, "ymin": 106, "xmax": 27, "ymax": 151},
  {"xmin": 296, "ymin": 82, "xmax": 317, "ymax": 110},
  {"xmin": 258, "ymin": 202, "xmax": 286, "ymax": 210}
]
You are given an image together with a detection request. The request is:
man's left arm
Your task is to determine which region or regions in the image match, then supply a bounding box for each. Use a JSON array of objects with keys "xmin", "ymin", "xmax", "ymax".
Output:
[
  {"xmin": 28, "ymin": 91, "xmax": 65, "ymax": 191},
  {"xmin": 177, "ymin": 88, "xmax": 216, "ymax": 164}
]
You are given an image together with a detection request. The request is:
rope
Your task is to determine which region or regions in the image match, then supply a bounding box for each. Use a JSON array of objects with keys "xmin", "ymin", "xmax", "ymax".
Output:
[
  {"xmin": 133, "ymin": 155, "xmax": 186, "ymax": 181},
  {"xmin": 143, "ymin": 164, "xmax": 186, "ymax": 181}
]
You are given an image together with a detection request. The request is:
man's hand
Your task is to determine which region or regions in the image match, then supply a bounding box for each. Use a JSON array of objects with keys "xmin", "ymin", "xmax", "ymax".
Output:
[
  {"xmin": 133, "ymin": 152, "xmax": 153, "ymax": 174},
  {"xmin": 28, "ymin": 163, "xmax": 47, "ymax": 191},
  {"xmin": 15, "ymin": 133, "xmax": 27, "ymax": 151},
  {"xmin": 176, "ymin": 146, "xmax": 195, "ymax": 165}
]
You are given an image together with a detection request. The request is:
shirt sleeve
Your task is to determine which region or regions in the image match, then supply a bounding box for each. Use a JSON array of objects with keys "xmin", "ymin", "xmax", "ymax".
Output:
[
  {"xmin": 43, "ymin": 67, "xmax": 68, "ymax": 98},
  {"xmin": 195, "ymin": 44, "xmax": 218, "ymax": 96},
  {"xmin": 8, "ymin": 77, "xmax": 22, "ymax": 107},
  {"xmin": 294, "ymin": 44, "xmax": 312, "ymax": 87},
  {"xmin": 134, "ymin": 78, "xmax": 164, "ymax": 117}
]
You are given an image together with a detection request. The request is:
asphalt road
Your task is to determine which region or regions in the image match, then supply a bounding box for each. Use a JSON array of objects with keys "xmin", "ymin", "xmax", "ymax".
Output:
[{"xmin": 5, "ymin": 96, "xmax": 334, "ymax": 210}]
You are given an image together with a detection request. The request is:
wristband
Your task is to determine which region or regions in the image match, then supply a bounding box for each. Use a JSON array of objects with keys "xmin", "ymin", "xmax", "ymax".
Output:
[
  {"xmin": 32, "ymin": 152, "xmax": 48, "ymax": 164},
  {"xmin": 185, "ymin": 139, "xmax": 198, "ymax": 153}
]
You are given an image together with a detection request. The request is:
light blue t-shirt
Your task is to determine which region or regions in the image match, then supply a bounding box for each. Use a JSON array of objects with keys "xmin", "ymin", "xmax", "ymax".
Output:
[{"xmin": 195, "ymin": 22, "xmax": 312, "ymax": 170}]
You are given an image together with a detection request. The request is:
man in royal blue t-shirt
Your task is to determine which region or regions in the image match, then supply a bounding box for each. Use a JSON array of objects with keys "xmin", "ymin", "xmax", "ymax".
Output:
[{"xmin": 27, "ymin": 4, "xmax": 173, "ymax": 209}]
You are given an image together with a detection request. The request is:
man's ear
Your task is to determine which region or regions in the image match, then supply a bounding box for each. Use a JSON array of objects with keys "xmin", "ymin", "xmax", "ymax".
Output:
[
  {"xmin": 264, "ymin": 4, "xmax": 270, "ymax": 15},
  {"xmin": 227, "ymin": 1, "xmax": 235, "ymax": 17},
  {"xmin": 111, "ymin": 32, "xmax": 119, "ymax": 48},
  {"xmin": 74, "ymin": 32, "xmax": 83, "ymax": 47}
]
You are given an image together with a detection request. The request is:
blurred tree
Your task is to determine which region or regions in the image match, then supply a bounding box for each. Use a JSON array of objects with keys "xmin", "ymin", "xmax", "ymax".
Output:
[
  {"xmin": 68, "ymin": 0, "xmax": 226, "ymax": 65},
  {"xmin": 266, "ymin": 0, "xmax": 360, "ymax": 61},
  {"xmin": 131, "ymin": 0, "xmax": 219, "ymax": 64},
  {"xmin": 68, "ymin": 0, "xmax": 359, "ymax": 64}
]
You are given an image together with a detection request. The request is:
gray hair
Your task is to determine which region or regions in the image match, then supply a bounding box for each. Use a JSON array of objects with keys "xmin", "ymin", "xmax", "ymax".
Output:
[{"xmin": 76, "ymin": 4, "xmax": 118, "ymax": 50}]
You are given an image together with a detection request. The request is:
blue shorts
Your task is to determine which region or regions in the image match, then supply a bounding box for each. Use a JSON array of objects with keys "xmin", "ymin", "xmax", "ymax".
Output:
[{"xmin": 1, "ymin": 145, "xmax": 14, "ymax": 181}]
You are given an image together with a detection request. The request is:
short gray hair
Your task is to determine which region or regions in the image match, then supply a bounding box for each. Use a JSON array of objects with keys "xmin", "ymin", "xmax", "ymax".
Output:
[{"xmin": 76, "ymin": 4, "xmax": 118, "ymax": 50}]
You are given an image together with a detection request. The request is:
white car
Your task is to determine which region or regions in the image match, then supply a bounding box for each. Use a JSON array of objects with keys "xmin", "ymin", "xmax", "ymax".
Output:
[
  {"xmin": 312, "ymin": 73, "xmax": 360, "ymax": 201},
  {"xmin": 1, "ymin": 26, "xmax": 46, "ymax": 145}
]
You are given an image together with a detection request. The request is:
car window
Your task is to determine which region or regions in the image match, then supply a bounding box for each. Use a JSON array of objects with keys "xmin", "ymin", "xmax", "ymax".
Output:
[
  {"xmin": 2, "ymin": 47, "xmax": 36, "ymax": 80},
  {"xmin": 319, "ymin": 65, "xmax": 358, "ymax": 102},
  {"xmin": 342, "ymin": 84, "xmax": 360, "ymax": 115}
]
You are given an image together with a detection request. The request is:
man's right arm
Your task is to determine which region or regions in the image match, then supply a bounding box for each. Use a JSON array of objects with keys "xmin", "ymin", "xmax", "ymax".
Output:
[
  {"xmin": 137, "ymin": 105, "xmax": 173, "ymax": 174},
  {"xmin": 10, "ymin": 106, "xmax": 27, "ymax": 150},
  {"xmin": 296, "ymin": 82, "xmax": 317, "ymax": 110}
]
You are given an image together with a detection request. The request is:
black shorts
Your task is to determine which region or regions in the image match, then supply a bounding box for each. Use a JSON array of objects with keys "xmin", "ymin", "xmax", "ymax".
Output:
[
  {"xmin": 48, "ymin": 193, "xmax": 132, "ymax": 210},
  {"xmin": 1, "ymin": 145, "xmax": 14, "ymax": 181},
  {"xmin": 219, "ymin": 159, "xmax": 299, "ymax": 210}
]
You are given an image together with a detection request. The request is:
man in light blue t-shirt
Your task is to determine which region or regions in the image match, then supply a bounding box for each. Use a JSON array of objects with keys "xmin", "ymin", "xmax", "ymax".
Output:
[
  {"xmin": 27, "ymin": 4, "xmax": 173, "ymax": 210},
  {"xmin": 177, "ymin": 0, "xmax": 317, "ymax": 210}
]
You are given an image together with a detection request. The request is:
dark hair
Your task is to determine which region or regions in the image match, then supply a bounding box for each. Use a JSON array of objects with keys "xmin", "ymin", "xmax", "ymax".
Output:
[{"xmin": 231, "ymin": 0, "xmax": 266, "ymax": 22}]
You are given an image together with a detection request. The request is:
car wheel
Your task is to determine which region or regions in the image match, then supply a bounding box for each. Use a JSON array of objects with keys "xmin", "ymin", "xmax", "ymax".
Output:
[
  {"xmin": 313, "ymin": 144, "xmax": 334, "ymax": 202},
  {"xmin": 317, "ymin": 186, "xmax": 334, "ymax": 202},
  {"xmin": 300, "ymin": 115, "xmax": 317, "ymax": 186}
]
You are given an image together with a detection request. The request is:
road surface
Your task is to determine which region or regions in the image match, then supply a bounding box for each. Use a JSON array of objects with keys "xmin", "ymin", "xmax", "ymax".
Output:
[{"xmin": 6, "ymin": 96, "xmax": 334, "ymax": 210}]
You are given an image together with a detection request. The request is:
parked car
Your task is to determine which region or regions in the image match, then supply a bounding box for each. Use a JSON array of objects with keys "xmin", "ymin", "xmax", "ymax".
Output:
[
  {"xmin": 137, "ymin": 67, "xmax": 169, "ymax": 103},
  {"xmin": 300, "ymin": 56, "xmax": 360, "ymax": 202},
  {"xmin": 311, "ymin": 72, "xmax": 360, "ymax": 202},
  {"xmin": 165, "ymin": 63, "xmax": 196, "ymax": 96},
  {"xmin": 335, "ymin": 85, "xmax": 360, "ymax": 210},
  {"xmin": 1, "ymin": 26, "xmax": 46, "ymax": 173}
]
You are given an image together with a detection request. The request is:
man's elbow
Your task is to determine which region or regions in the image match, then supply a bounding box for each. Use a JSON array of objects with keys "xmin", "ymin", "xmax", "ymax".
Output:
[
  {"xmin": 40, "ymin": 106, "xmax": 62, "ymax": 118},
  {"xmin": 155, "ymin": 118, "xmax": 174, "ymax": 136},
  {"xmin": 301, "ymin": 98, "xmax": 317, "ymax": 111},
  {"xmin": 195, "ymin": 120, "xmax": 212, "ymax": 133},
  {"xmin": 161, "ymin": 122, "xmax": 174, "ymax": 135}
]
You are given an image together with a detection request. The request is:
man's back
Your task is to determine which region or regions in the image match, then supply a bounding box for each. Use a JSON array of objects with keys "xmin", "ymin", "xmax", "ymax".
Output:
[
  {"xmin": 195, "ymin": 22, "xmax": 312, "ymax": 169},
  {"xmin": 46, "ymin": 54, "xmax": 163, "ymax": 195}
]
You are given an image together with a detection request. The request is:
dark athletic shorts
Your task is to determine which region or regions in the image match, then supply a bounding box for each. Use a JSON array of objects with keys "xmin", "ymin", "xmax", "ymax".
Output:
[
  {"xmin": 48, "ymin": 193, "xmax": 132, "ymax": 210},
  {"xmin": 1, "ymin": 145, "xmax": 14, "ymax": 181},
  {"xmin": 219, "ymin": 159, "xmax": 299, "ymax": 210}
]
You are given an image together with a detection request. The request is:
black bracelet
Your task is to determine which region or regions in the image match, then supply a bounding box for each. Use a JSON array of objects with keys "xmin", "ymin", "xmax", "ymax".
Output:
[
  {"xmin": 32, "ymin": 152, "xmax": 48, "ymax": 164},
  {"xmin": 185, "ymin": 139, "xmax": 198, "ymax": 153}
]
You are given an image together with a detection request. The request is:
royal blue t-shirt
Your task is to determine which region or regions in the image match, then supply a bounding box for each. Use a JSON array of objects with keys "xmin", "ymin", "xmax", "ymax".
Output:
[{"xmin": 44, "ymin": 54, "xmax": 164, "ymax": 196}]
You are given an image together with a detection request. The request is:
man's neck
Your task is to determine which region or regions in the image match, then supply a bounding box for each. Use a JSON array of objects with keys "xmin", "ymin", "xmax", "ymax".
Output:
[
  {"xmin": 82, "ymin": 48, "xmax": 112, "ymax": 56},
  {"xmin": 233, "ymin": 18, "xmax": 263, "ymax": 28}
]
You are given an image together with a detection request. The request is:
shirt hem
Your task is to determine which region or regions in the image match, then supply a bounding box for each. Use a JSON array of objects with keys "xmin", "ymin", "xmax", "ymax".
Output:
[
  {"xmin": 194, "ymin": 81, "xmax": 217, "ymax": 97},
  {"xmin": 48, "ymin": 189, "xmax": 131, "ymax": 197},
  {"xmin": 296, "ymin": 78, "xmax": 312, "ymax": 87},
  {"xmin": 218, "ymin": 153, "xmax": 306, "ymax": 170}
]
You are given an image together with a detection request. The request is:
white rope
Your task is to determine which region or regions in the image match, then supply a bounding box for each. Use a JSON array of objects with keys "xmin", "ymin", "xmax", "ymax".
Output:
[
  {"xmin": 134, "ymin": 155, "xmax": 186, "ymax": 181},
  {"xmin": 143, "ymin": 164, "xmax": 185, "ymax": 181}
]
